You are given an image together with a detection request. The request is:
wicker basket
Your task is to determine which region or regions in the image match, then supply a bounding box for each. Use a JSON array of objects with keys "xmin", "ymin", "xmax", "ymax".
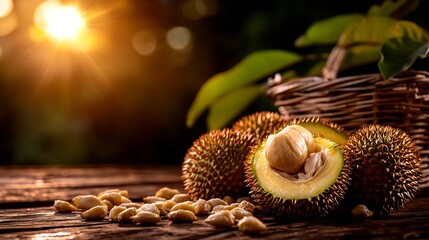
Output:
[{"xmin": 266, "ymin": 47, "xmax": 429, "ymax": 189}]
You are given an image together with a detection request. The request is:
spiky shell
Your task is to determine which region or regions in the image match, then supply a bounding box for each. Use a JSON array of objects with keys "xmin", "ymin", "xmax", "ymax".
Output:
[
  {"xmin": 244, "ymin": 137, "xmax": 352, "ymax": 219},
  {"xmin": 343, "ymin": 125, "xmax": 421, "ymax": 215},
  {"xmin": 182, "ymin": 128, "xmax": 257, "ymax": 200},
  {"xmin": 232, "ymin": 111, "xmax": 287, "ymax": 141}
]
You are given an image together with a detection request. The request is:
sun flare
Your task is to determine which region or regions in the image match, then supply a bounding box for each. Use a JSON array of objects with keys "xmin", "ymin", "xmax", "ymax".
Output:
[
  {"xmin": 35, "ymin": 1, "xmax": 85, "ymax": 41},
  {"xmin": 24, "ymin": 0, "xmax": 129, "ymax": 109}
]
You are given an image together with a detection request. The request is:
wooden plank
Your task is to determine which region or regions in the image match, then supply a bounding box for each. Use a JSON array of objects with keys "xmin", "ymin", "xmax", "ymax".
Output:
[
  {"xmin": 1, "ymin": 166, "xmax": 429, "ymax": 239},
  {"xmin": 1, "ymin": 198, "xmax": 429, "ymax": 239},
  {"xmin": 0, "ymin": 165, "xmax": 183, "ymax": 187},
  {"xmin": 0, "ymin": 165, "xmax": 184, "ymax": 207}
]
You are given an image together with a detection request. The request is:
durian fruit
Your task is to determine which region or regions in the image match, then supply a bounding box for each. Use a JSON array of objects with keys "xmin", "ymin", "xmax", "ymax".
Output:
[
  {"xmin": 232, "ymin": 111, "xmax": 287, "ymax": 141},
  {"xmin": 245, "ymin": 123, "xmax": 352, "ymax": 219},
  {"xmin": 343, "ymin": 125, "xmax": 421, "ymax": 216},
  {"xmin": 182, "ymin": 128, "xmax": 257, "ymax": 200},
  {"xmin": 287, "ymin": 117, "xmax": 348, "ymax": 144}
]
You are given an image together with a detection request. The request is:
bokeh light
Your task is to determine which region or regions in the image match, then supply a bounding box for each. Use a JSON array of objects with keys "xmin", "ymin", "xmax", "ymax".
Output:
[
  {"xmin": 166, "ymin": 26, "xmax": 192, "ymax": 50},
  {"xmin": 182, "ymin": 0, "xmax": 218, "ymax": 21},
  {"xmin": 132, "ymin": 30, "xmax": 157, "ymax": 56},
  {"xmin": 0, "ymin": 0, "xmax": 13, "ymax": 18},
  {"xmin": 34, "ymin": 1, "xmax": 86, "ymax": 41},
  {"xmin": 1, "ymin": 0, "xmax": 404, "ymax": 166},
  {"xmin": 0, "ymin": 12, "xmax": 17, "ymax": 36}
]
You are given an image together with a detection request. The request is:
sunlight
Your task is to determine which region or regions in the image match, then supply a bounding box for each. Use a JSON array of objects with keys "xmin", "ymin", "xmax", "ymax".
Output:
[
  {"xmin": 35, "ymin": 1, "xmax": 85, "ymax": 41},
  {"xmin": 22, "ymin": 0, "xmax": 130, "ymax": 111},
  {"xmin": 0, "ymin": 0, "xmax": 14, "ymax": 18}
]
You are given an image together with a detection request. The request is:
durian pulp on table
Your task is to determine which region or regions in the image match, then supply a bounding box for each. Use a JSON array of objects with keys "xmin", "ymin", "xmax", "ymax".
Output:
[{"xmin": 252, "ymin": 138, "xmax": 343, "ymax": 199}]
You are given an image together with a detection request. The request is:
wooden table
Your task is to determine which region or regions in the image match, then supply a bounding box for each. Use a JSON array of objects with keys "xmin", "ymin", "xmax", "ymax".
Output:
[{"xmin": 1, "ymin": 165, "xmax": 428, "ymax": 239}]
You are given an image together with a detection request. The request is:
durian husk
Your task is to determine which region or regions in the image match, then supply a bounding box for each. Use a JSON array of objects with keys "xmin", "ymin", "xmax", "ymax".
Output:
[
  {"xmin": 232, "ymin": 111, "xmax": 287, "ymax": 141},
  {"xmin": 287, "ymin": 117, "xmax": 345, "ymax": 131},
  {"xmin": 343, "ymin": 125, "xmax": 421, "ymax": 216},
  {"xmin": 182, "ymin": 128, "xmax": 257, "ymax": 200},
  {"xmin": 244, "ymin": 136, "xmax": 352, "ymax": 219},
  {"xmin": 287, "ymin": 117, "xmax": 348, "ymax": 144}
]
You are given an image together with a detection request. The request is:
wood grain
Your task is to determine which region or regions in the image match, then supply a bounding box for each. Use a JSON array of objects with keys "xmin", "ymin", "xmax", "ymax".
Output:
[
  {"xmin": 1, "ymin": 166, "xmax": 429, "ymax": 239},
  {"xmin": 0, "ymin": 165, "xmax": 184, "ymax": 207}
]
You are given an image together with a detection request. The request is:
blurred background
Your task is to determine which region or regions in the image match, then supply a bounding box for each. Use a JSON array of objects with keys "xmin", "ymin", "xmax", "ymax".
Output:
[{"xmin": 0, "ymin": 0, "xmax": 427, "ymax": 165}]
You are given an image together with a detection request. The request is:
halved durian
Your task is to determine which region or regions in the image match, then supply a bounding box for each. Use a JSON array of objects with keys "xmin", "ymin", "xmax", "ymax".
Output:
[{"xmin": 245, "ymin": 123, "xmax": 351, "ymax": 219}]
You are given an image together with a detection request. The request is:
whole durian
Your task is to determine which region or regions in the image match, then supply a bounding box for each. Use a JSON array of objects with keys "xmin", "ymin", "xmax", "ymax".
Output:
[
  {"xmin": 232, "ymin": 111, "xmax": 287, "ymax": 141},
  {"xmin": 343, "ymin": 125, "xmax": 421, "ymax": 215},
  {"xmin": 182, "ymin": 128, "xmax": 257, "ymax": 200}
]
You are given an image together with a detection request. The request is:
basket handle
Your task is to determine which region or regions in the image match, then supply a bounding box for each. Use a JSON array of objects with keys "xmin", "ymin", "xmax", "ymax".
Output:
[{"xmin": 322, "ymin": 46, "xmax": 347, "ymax": 80}]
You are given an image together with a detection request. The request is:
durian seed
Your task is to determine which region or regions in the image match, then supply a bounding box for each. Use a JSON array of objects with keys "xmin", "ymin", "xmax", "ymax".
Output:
[
  {"xmin": 109, "ymin": 206, "xmax": 127, "ymax": 222},
  {"xmin": 53, "ymin": 200, "xmax": 77, "ymax": 212},
  {"xmin": 98, "ymin": 189, "xmax": 129, "ymax": 198},
  {"xmin": 230, "ymin": 208, "xmax": 253, "ymax": 221},
  {"xmin": 223, "ymin": 196, "xmax": 235, "ymax": 205},
  {"xmin": 143, "ymin": 196, "xmax": 166, "ymax": 203},
  {"xmin": 163, "ymin": 200, "xmax": 177, "ymax": 212},
  {"xmin": 131, "ymin": 211, "xmax": 161, "ymax": 225},
  {"xmin": 72, "ymin": 195, "xmax": 104, "ymax": 210},
  {"xmin": 351, "ymin": 204, "xmax": 374, "ymax": 219},
  {"xmin": 117, "ymin": 207, "xmax": 138, "ymax": 222},
  {"xmin": 81, "ymin": 205, "xmax": 108, "ymax": 220},
  {"xmin": 138, "ymin": 203, "xmax": 161, "ymax": 215},
  {"xmin": 170, "ymin": 202, "xmax": 198, "ymax": 214},
  {"xmin": 152, "ymin": 201, "xmax": 168, "ymax": 216},
  {"xmin": 168, "ymin": 209, "xmax": 198, "ymax": 223},
  {"xmin": 204, "ymin": 210, "xmax": 235, "ymax": 227},
  {"xmin": 101, "ymin": 200, "xmax": 114, "ymax": 210},
  {"xmin": 237, "ymin": 216, "xmax": 268, "ymax": 233},
  {"xmin": 120, "ymin": 203, "xmax": 142, "ymax": 209},
  {"xmin": 99, "ymin": 192, "xmax": 123, "ymax": 206},
  {"xmin": 207, "ymin": 198, "xmax": 228, "ymax": 209},
  {"xmin": 155, "ymin": 187, "xmax": 180, "ymax": 200},
  {"xmin": 238, "ymin": 200, "xmax": 256, "ymax": 214},
  {"xmin": 193, "ymin": 199, "xmax": 211, "ymax": 215}
]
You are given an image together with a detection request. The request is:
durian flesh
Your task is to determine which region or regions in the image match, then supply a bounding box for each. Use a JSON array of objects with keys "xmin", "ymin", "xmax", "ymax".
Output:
[{"xmin": 254, "ymin": 138, "xmax": 342, "ymax": 199}]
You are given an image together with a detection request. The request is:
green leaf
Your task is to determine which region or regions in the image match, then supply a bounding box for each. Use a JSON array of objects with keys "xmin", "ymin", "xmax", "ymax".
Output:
[
  {"xmin": 295, "ymin": 14, "xmax": 364, "ymax": 47},
  {"xmin": 378, "ymin": 37, "xmax": 429, "ymax": 79},
  {"xmin": 367, "ymin": 0, "xmax": 408, "ymax": 16},
  {"xmin": 207, "ymin": 85, "xmax": 263, "ymax": 130},
  {"xmin": 397, "ymin": 21, "xmax": 428, "ymax": 41},
  {"xmin": 338, "ymin": 16, "xmax": 427, "ymax": 47},
  {"xmin": 186, "ymin": 50, "xmax": 302, "ymax": 128},
  {"xmin": 341, "ymin": 45, "xmax": 381, "ymax": 69}
]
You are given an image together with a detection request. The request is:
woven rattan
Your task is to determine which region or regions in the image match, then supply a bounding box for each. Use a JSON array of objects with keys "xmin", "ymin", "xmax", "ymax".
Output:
[{"xmin": 266, "ymin": 47, "xmax": 429, "ymax": 189}]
